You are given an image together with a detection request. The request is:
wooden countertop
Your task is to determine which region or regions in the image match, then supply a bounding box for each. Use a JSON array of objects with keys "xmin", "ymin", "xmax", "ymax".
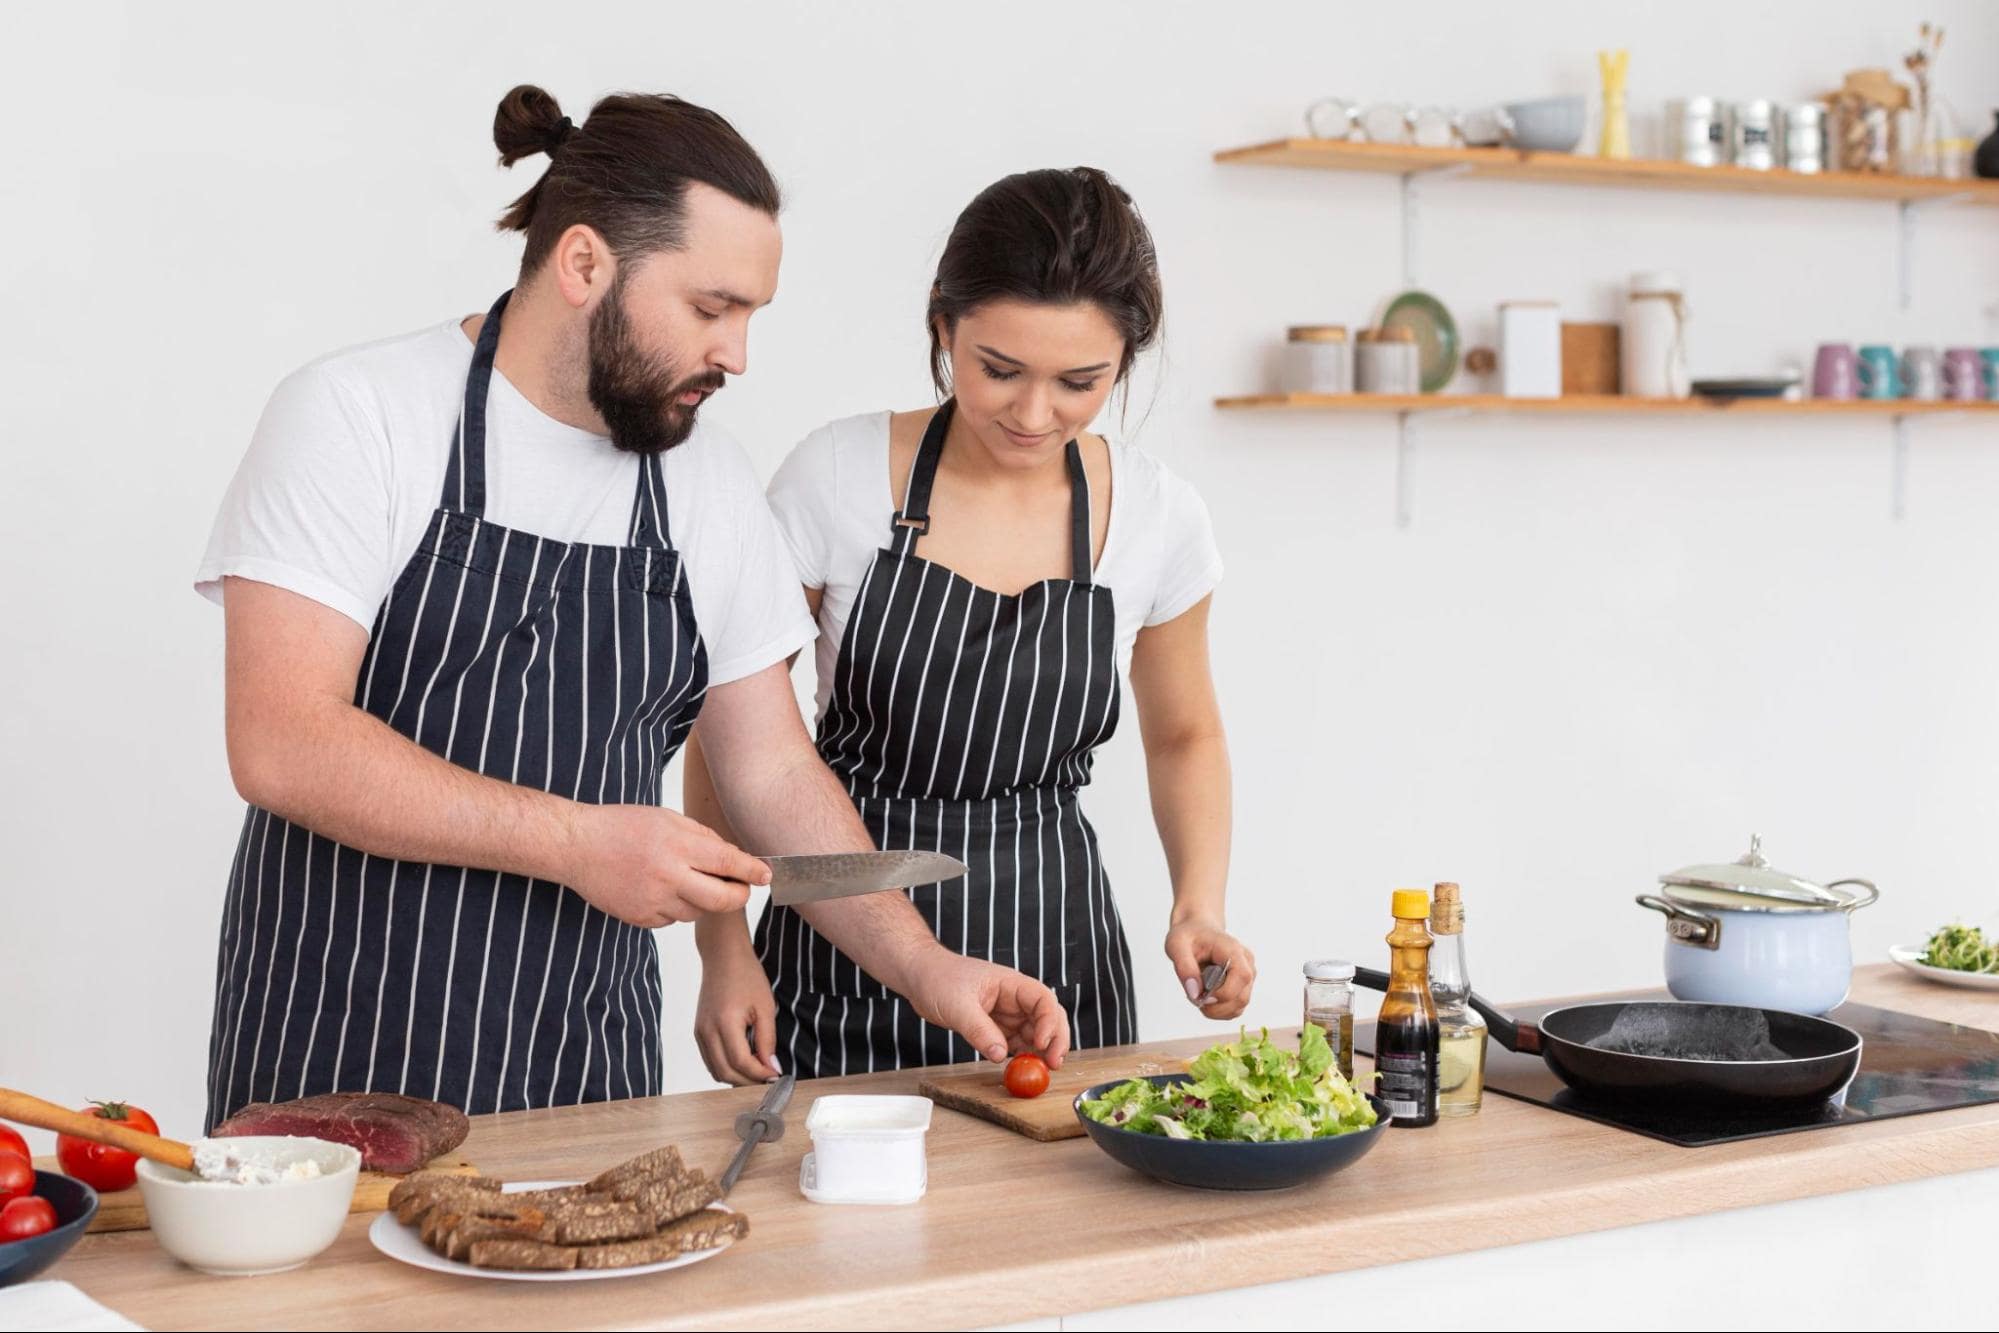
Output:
[{"xmin": 56, "ymin": 965, "xmax": 1999, "ymax": 1330}]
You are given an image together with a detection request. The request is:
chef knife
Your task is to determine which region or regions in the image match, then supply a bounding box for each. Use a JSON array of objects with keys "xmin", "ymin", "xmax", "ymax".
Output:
[
  {"xmin": 719, "ymin": 1073, "xmax": 795, "ymax": 1196},
  {"xmin": 762, "ymin": 850, "xmax": 969, "ymax": 907}
]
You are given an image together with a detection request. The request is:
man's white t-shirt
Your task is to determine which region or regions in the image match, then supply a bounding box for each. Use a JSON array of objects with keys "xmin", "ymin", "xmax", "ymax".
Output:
[
  {"xmin": 767, "ymin": 411, "xmax": 1224, "ymax": 724},
  {"xmin": 196, "ymin": 318, "xmax": 815, "ymax": 688}
]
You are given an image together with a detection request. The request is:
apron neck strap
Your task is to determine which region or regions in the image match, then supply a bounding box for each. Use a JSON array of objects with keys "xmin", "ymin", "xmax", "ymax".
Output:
[
  {"xmin": 627, "ymin": 451, "xmax": 673, "ymax": 548},
  {"xmin": 441, "ymin": 290, "xmax": 511, "ymax": 516},
  {"xmin": 893, "ymin": 399, "xmax": 1094, "ymax": 585}
]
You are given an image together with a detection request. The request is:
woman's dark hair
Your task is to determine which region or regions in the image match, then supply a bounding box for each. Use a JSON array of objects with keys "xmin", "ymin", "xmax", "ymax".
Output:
[
  {"xmin": 926, "ymin": 167, "xmax": 1163, "ymax": 399},
  {"xmin": 493, "ymin": 84, "xmax": 782, "ymax": 276}
]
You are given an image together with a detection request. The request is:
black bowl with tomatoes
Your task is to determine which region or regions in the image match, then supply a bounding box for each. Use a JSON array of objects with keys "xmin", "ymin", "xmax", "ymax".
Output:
[
  {"xmin": 1072, "ymin": 1074, "xmax": 1393, "ymax": 1191},
  {"xmin": 0, "ymin": 1171, "xmax": 99, "ymax": 1287}
]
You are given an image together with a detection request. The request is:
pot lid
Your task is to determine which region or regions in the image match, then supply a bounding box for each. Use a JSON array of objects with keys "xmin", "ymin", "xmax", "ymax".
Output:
[{"xmin": 1657, "ymin": 835, "xmax": 1870, "ymax": 913}]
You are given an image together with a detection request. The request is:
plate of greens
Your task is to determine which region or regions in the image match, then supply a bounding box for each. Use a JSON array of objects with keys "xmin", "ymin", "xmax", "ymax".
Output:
[
  {"xmin": 1889, "ymin": 924, "xmax": 1999, "ymax": 992},
  {"xmin": 1073, "ymin": 1026, "xmax": 1388, "ymax": 1191}
]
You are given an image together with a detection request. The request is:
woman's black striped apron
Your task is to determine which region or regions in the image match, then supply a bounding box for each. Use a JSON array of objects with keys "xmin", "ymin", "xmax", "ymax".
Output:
[
  {"xmin": 204, "ymin": 291, "xmax": 709, "ymax": 1126},
  {"xmin": 754, "ymin": 400, "xmax": 1138, "ymax": 1077}
]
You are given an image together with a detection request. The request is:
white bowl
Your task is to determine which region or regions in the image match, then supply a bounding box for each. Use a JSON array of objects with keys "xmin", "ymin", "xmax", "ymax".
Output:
[{"xmin": 136, "ymin": 1137, "xmax": 361, "ymax": 1276}]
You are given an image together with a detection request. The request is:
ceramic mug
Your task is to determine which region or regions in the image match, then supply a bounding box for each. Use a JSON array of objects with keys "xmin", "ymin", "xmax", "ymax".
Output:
[
  {"xmin": 1857, "ymin": 344, "xmax": 1901, "ymax": 400},
  {"xmin": 1943, "ymin": 347, "xmax": 1985, "ymax": 402},
  {"xmin": 1981, "ymin": 348, "xmax": 1999, "ymax": 400},
  {"xmin": 1901, "ymin": 346, "xmax": 1942, "ymax": 401},
  {"xmin": 1812, "ymin": 342, "xmax": 1858, "ymax": 399}
]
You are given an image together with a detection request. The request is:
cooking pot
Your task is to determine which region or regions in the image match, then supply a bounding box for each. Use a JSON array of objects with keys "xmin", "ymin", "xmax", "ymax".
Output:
[{"xmin": 1635, "ymin": 836, "xmax": 1877, "ymax": 1015}]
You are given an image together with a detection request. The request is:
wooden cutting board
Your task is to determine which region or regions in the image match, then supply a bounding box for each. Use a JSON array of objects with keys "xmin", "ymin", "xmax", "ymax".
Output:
[
  {"xmin": 36, "ymin": 1154, "xmax": 480, "ymax": 1233},
  {"xmin": 916, "ymin": 1051, "xmax": 1187, "ymax": 1141}
]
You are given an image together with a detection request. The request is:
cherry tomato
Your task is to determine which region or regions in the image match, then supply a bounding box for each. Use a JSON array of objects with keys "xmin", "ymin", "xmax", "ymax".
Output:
[
  {"xmin": 56, "ymin": 1101, "xmax": 158, "ymax": 1194},
  {"xmin": 0, "ymin": 1155, "xmax": 34, "ymax": 1208},
  {"xmin": 1003, "ymin": 1053, "xmax": 1050, "ymax": 1099},
  {"xmin": 0, "ymin": 1125, "xmax": 28, "ymax": 1163},
  {"xmin": 0, "ymin": 1196, "xmax": 57, "ymax": 1242}
]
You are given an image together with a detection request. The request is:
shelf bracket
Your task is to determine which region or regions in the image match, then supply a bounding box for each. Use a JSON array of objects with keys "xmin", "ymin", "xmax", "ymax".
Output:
[
  {"xmin": 1896, "ymin": 192, "xmax": 1973, "ymax": 311},
  {"xmin": 1891, "ymin": 413, "xmax": 1909, "ymax": 520},
  {"xmin": 1400, "ymin": 164, "xmax": 1472, "ymax": 291},
  {"xmin": 1395, "ymin": 406, "xmax": 1474, "ymax": 529}
]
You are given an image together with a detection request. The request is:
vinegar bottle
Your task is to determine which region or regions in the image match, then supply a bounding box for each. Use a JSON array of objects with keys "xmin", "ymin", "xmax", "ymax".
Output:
[{"xmin": 1376, "ymin": 889, "xmax": 1440, "ymax": 1128}]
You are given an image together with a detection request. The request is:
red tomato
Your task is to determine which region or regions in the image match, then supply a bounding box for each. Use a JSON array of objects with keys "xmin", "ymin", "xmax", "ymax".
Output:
[
  {"xmin": 0, "ymin": 1125, "xmax": 28, "ymax": 1163},
  {"xmin": 56, "ymin": 1102, "xmax": 158, "ymax": 1194},
  {"xmin": 1003, "ymin": 1053, "xmax": 1050, "ymax": 1099},
  {"xmin": 0, "ymin": 1155, "xmax": 34, "ymax": 1208},
  {"xmin": 0, "ymin": 1196, "xmax": 57, "ymax": 1242}
]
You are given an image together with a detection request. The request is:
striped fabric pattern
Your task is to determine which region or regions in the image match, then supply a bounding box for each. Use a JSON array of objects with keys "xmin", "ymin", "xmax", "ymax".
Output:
[
  {"xmin": 756, "ymin": 401, "xmax": 1138, "ymax": 1076},
  {"xmin": 204, "ymin": 292, "xmax": 709, "ymax": 1126}
]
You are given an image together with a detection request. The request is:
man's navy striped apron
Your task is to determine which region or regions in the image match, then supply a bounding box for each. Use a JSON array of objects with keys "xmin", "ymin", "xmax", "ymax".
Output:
[
  {"xmin": 205, "ymin": 291, "xmax": 708, "ymax": 1125},
  {"xmin": 754, "ymin": 399, "xmax": 1138, "ymax": 1077}
]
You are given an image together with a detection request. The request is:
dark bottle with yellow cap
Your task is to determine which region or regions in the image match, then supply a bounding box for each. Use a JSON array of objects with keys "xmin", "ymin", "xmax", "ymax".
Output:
[{"xmin": 1376, "ymin": 888, "xmax": 1440, "ymax": 1127}]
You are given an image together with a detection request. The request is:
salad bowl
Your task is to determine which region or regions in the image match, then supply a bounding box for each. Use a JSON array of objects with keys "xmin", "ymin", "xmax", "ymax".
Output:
[{"xmin": 1073, "ymin": 1028, "xmax": 1391, "ymax": 1191}]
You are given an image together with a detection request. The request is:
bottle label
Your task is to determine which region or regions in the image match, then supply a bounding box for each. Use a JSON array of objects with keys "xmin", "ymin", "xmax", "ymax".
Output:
[{"xmin": 1377, "ymin": 1050, "xmax": 1436, "ymax": 1121}]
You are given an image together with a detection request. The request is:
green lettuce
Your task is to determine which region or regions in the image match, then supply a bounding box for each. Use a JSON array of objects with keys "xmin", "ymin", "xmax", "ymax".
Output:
[{"xmin": 1080, "ymin": 1025, "xmax": 1377, "ymax": 1142}]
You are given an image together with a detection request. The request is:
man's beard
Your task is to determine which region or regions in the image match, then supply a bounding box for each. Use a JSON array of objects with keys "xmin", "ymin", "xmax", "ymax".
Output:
[{"xmin": 586, "ymin": 278, "xmax": 724, "ymax": 455}]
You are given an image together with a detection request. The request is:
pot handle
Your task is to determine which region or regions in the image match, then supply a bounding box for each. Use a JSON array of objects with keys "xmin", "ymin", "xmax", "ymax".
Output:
[
  {"xmin": 1352, "ymin": 966, "xmax": 1539, "ymax": 1055},
  {"xmin": 1636, "ymin": 893, "xmax": 1721, "ymax": 949},
  {"xmin": 1825, "ymin": 877, "xmax": 1878, "ymax": 911}
]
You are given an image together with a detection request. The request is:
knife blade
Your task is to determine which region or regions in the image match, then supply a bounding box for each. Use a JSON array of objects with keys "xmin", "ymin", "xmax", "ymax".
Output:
[
  {"xmin": 719, "ymin": 1072, "xmax": 795, "ymax": 1197},
  {"xmin": 762, "ymin": 850, "xmax": 969, "ymax": 907}
]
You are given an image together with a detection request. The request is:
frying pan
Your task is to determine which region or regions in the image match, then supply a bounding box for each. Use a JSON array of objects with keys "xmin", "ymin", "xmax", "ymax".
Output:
[{"xmin": 1352, "ymin": 968, "xmax": 1862, "ymax": 1108}]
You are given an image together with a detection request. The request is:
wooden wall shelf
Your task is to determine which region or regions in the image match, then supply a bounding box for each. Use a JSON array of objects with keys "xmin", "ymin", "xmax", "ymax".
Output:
[
  {"xmin": 1214, "ymin": 393, "xmax": 1999, "ymax": 417},
  {"xmin": 1212, "ymin": 139, "xmax": 1999, "ymax": 206}
]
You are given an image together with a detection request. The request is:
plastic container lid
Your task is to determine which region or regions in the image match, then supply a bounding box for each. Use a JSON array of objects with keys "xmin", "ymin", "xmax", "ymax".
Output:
[
  {"xmin": 1304, "ymin": 958, "xmax": 1356, "ymax": 981},
  {"xmin": 1391, "ymin": 889, "xmax": 1430, "ymax": 919}
]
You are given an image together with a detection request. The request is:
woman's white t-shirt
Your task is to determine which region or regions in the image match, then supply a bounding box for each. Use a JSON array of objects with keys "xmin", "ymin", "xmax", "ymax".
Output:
[
  {"xmin": 195, "ymin": 318, "xmax": 815, "ymax": 688},
  {"xmin": 767, "ymin": 411, "xmax": 1224, "ymax": 724}
]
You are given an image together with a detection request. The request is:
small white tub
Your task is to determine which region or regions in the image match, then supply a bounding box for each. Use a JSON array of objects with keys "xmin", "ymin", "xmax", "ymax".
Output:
[{"xmin": 799, "ymin": 1095, "xmax": 933, "ymax": 1205}]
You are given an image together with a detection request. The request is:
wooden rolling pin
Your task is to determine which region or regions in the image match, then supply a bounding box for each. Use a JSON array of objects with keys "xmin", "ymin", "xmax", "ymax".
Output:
[{"xmin": 0, "ymin": 1088, "xmax": 196, "ymax": 1173}]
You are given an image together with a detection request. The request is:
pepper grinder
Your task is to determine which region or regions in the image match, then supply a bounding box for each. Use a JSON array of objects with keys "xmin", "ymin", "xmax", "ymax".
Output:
[{"xmin": 1598, "ymin": 50, "xmax": 1632, "ymax": 159}]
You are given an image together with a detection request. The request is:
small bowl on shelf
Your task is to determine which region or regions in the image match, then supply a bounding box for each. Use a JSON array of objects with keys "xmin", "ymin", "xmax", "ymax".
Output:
[
  {"xmin": 0, "ymin": 1171, "xmax": 99, "ymax": 1288},
  {"xmin": 1504, "ymin": 96, "xmax": 1586, "ymax": 152},
  {"xmin": 1072, "ymin": 1074, "xmax": 1392, "ymax": 1191}
]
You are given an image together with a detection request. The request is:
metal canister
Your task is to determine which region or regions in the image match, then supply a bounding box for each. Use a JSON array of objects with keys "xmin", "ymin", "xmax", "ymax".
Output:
[
  {"xmin": 1731, "ymin": 100, "xmax": 1779, "ymax": 170},
  {"xmin": 1784, "ymin": 103, "xmax": 1827, "ymax": 173},
  {"xmin": 1665, "ymin": 96, "xmax": 1727, "ymax": 166}
]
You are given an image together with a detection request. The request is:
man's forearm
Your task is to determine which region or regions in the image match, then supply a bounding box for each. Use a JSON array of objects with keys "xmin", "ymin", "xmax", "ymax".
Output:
[
  {"xmin": 234, "ymin": 694, "xmax": 578, "ymax": 883},
  {"xmin": 714, "ymin": 733, "xmax": 943, "ymax": 995}
]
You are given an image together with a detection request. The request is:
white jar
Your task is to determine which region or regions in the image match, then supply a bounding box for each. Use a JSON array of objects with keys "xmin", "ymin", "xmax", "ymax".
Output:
[
  {"xmin": 1498, "ymin": 302, "xmax": 1561, "ymax": 398},
  {"xmin": 1355, "ymin": 327, "xmax": 1418, "ymax": 394},
  {"xmin": 1281, "ymin": 325, "xmax": 1352, "ymax": 395},
  {"xmin": 1622, "ymin": 271, "xmax": 1690, "ymax": 399}
]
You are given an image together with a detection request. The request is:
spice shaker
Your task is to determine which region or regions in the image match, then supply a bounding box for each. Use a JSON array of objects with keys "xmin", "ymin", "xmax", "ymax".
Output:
[{"xmin": 1302, "ymin": 959, "xmax": 1356, "ymax": 1083}]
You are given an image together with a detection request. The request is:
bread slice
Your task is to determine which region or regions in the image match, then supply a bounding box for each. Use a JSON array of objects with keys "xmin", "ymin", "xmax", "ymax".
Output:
[
  {"xmin": 467, "ymin": 1237, "xmax": 578, "ymax": 1271},
  {"xmin": 627, "ymin": 1175, "xmax": 721, "ymax": 1227},
  {"xmin": 543, "ymin": 1197, "xmax": 655, "ymax": 1245},
  {"xmin": 388, "ymin": 1169, "xmax": 500, "ymax": 1218},
  {"xmin": 588, "ymin": 1145, "xmax": 684, "ymax": 1194},
  {"xmin": 573, "ymin": 1208, "xmax": 748, "ymax": 1269}
]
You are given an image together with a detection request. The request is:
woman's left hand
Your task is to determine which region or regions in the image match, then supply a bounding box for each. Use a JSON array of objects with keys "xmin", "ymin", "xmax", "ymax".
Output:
[{"xmin": 1164, "ymin": 919, "xmax": 1256, "ymax": 1020}]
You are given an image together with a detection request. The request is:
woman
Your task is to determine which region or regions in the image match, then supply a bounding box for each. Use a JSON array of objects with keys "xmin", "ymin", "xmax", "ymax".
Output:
[{"xmin": 686, "ymin": 167, "xmax": 1250, "ymax": 1082}]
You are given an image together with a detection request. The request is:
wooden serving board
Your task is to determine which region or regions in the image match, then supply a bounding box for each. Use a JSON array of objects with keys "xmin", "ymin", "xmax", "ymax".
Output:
[
  {"xmin": 36, "ymin": 1154, "xmax": 479, "ymax": 1233},
  {"xmin": 916, "ymin": 1051, "xmax": 1187, "ymax": 1141}
]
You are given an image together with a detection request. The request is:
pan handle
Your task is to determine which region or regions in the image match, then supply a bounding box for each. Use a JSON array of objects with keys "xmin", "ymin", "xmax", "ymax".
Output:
[
  {"xmin": 1352, "ymin": 966, "xmax": 1539, "ymax": 1055},
  {"xmin": 1636, "ymin": 893, "xmax": 1721, "ymax": 949}
]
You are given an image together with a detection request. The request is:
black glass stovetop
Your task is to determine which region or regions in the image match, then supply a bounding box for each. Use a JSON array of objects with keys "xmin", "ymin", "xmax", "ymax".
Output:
[{"xmin": 1359, "ymin": 993, "xmax": 1999, "ymax": 1148}]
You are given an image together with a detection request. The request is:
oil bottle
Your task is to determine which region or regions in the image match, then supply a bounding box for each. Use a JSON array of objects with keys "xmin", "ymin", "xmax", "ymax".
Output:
[
  {"xmin": 1430, "ymin": 882, "xmax": 1487, "ymax": 1117},
  {"xmin": 1376, "ymin": 889, "xmax": 1440, "ymax": 1127}
]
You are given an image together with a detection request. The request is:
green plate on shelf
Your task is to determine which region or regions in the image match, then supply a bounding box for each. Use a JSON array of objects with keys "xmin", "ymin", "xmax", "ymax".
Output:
[{"xmin": 1381, "ymin": 290, "xmax": 1460, "ymax": 393}]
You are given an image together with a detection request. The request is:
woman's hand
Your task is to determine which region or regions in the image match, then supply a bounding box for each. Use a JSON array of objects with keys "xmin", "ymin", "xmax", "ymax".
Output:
[
  {"xmin": 1164, "ymin": 917, "xmax": 1256, "ymax": 1020},
  {"xmin": 694, "ymin": 932, "xmax": 782, "ymax": 1085}
]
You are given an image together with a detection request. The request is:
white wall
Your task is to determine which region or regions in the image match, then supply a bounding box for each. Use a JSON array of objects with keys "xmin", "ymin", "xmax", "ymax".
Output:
[{"xmin": 5, "ymin": 0, "xmax": 1997, "ymax": 1150}]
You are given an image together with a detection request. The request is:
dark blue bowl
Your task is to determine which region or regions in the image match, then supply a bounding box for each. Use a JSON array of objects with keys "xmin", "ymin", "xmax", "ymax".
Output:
[
  {"xmin": 0, "ymin": 1172, "xmax": 99, "ymax": 1287},
  {"xmin": 1073, "ymin": 1074, "xmax": 1392, "ymax": 1191}
]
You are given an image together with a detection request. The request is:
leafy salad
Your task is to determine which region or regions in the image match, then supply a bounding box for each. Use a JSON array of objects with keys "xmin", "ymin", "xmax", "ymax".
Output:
[
  {"xmin": 1080, "ymin": 1024, "xmax": 1378, "ymax": 1142},
  {"xmin": 1920, "ymin": 922, "xmax": 1999, "ymax": 975}
]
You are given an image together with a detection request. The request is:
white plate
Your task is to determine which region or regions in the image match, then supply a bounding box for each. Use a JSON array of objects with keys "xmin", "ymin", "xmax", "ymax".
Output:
[
  {"xmin": 1888, "ymin": 945, "xmax": 1999, "ymax": 992},
  {"xmin": 368, "ymin": 1180, "xmax": 737, "ymax": 1282}
]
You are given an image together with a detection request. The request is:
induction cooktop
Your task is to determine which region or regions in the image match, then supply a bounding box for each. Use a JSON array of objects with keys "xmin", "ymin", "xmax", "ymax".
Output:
[{"xmin": 1358, "ymin": 994, "xmax": 1999, "ymax": 1148}]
